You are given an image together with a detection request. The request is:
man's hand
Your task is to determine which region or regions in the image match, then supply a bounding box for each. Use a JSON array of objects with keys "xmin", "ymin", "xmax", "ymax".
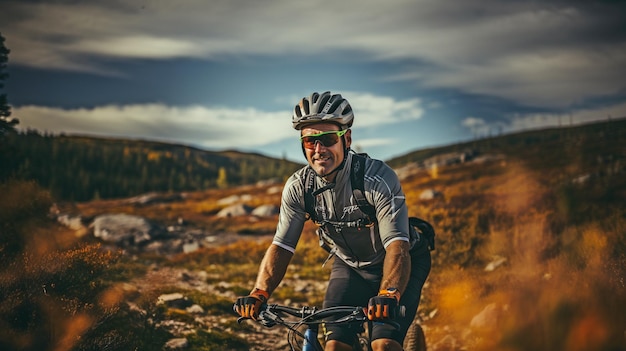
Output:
[
  {"xmin": 367, "ymin": 288, "xmax": 400, "ymax": 321},
  {"xmin": 234, "ymin": 288, "xmax": 269, "ymax": 320}
]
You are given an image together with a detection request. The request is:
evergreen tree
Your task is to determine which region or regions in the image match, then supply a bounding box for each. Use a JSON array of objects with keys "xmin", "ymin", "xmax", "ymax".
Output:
[{"xmin": 0, "ymin": 32, "xmax": 17, "ymax": 135}]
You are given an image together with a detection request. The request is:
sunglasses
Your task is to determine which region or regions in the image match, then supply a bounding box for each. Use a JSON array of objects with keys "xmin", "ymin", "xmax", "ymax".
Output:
[{"xmin": 300, "ymin": 130, "xmax": 347, "ymax": 150}]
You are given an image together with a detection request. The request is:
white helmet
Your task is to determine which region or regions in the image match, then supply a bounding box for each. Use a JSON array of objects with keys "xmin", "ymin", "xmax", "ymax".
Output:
[{"xmin": 292, "ymin": 91, "xmax": 354, "ymax": 130}]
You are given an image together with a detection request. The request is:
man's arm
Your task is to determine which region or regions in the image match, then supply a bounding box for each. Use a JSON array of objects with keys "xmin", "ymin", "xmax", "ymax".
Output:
[
  {"xmin": 380, "ymin": 240, "xmax": 411, "ymax": 295},
  {"xmin": 252, "ymin": 243, "xmax": 294, "ymax": 296}
]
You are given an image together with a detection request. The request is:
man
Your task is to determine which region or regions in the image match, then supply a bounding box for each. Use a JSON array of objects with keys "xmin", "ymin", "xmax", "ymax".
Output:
[{"xmin": 235, "ymin": 91, "xmax": 431, "ymax": 351}]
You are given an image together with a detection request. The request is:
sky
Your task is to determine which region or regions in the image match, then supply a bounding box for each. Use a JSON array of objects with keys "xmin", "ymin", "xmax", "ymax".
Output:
[{"xmin": 1, "ymin": 0, "xmax": 625, "ymax": 163}]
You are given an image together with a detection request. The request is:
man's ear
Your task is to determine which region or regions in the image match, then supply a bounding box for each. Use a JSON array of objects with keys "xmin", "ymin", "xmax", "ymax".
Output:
[{"xmin": 345, "ymin": 129, "xmax": 352, "ymax": 149}]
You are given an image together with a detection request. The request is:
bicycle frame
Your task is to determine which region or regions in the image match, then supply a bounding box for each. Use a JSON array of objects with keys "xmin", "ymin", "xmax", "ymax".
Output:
[{"xmin": 302, "ymin": 325, "xmax": 323, "ymax": 351}]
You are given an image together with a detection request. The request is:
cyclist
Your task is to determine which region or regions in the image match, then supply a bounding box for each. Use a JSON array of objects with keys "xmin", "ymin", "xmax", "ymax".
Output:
[{"xmin": 235, "ymin": 91, "xmax": 431, "ymax": 351}]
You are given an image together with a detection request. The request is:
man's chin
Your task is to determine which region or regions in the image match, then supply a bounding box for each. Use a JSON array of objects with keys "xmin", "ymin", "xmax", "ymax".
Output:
[{"xmin": 312, "ymin": 164, "xmax": 334, "ymax": 176}]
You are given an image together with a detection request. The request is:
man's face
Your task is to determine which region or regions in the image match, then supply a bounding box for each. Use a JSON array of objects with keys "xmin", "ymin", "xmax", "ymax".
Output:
[{"xmin": 301, "ymin": 123, "xmax": 352, "ymax": 180}]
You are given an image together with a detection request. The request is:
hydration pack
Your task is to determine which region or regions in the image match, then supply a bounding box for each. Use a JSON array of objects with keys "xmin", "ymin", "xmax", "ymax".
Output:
[{"xmin": 303, "ymin": 153, "xmax": 436, "ymax": 252}]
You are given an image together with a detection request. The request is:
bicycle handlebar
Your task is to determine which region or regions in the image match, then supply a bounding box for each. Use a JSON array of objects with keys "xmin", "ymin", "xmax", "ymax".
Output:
[{"xmin": 234, "ymin": 303, "xmax": 406, "ymax": 327}]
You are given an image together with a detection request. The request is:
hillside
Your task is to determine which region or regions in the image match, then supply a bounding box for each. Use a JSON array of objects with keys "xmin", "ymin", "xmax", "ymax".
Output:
[
  {"xmin": 388, "ymin": 117, "xmax": 625, "ymax": 170},
  {"xmin": 0, "ymin": 132, "xmax": 303, "ymax": 201},
  {"xmin": 3, "ymin": 118, "xmax": 622, "ymax": 204}
]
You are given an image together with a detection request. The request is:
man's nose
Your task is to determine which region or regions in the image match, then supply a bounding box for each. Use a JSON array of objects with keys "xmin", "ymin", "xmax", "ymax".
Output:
[{"xmin": 314, "ymin": 140, "xmax": 325, "ymax": 152}]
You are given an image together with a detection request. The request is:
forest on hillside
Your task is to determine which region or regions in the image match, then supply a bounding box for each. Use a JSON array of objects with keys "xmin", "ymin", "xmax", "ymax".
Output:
[{"xmin": 0, "ymin": 131, "xmax": 303, "ymax": 201}]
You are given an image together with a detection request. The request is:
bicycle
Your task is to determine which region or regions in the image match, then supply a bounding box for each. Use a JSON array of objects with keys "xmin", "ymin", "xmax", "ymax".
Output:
[{"xmin": 235, "ymin": 303, "xmax": 427, "ymax": 351}]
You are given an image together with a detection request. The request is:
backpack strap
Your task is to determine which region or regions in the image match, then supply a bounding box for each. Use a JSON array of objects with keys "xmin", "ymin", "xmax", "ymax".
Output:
[
  {"xmin": 303, "ymin": 166, "xmax": 318, "ymax": 222},
  {"xmin": 303, "ymin": 153, "xmax": 375, "ymax": 227},
  {"xmin": 350, "ymin": 153, "xmax": 376, "ymax": 223}
]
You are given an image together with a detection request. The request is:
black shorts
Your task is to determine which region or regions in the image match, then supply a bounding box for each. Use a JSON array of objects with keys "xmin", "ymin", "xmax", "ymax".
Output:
[{"xmin": 322, "ymin": 239, "xmax": 431, "ymax": 346}]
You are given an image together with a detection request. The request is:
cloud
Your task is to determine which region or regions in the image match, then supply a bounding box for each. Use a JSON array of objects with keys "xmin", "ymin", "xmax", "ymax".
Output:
[
  {"xmin": 345, "ymin": 92, "xmax": 424, "ymax": 127},
  {"xmin": 13, "ymin": 92, "xmax": 424, "ymax": 150},
  {"xmin": 14, "ymin": 104, "xmax": 290, "ymax": 149},
  {"xmin": 462, "ymin": 117, "xmax": 486, "ymax": 129},
  {"xmin": 2, "ymin": 0, "xmax": 625, "ymax": 108},
  {"xmin": 353, "ymin": 138, "xmax": 394, "ymax": 149}
]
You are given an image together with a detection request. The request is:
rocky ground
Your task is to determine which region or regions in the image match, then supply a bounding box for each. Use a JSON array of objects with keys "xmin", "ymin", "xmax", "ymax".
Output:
[{"xmin": 127, "ymin": 265, "xmax": 328, "ymax": 350}]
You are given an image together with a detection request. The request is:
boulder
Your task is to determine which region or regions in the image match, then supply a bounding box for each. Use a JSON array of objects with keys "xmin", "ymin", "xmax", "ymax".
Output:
[
  {"xmin": 266, "ymin": 185, "xmax": 284, "ymax": 194},
  {"xmin": 185, "ymin": 304, "xmax": 205, "ymax": 314},
  {"xmin": 57, "ymin": 214, "xmax": 86, "ymax": 231},
  {"xmin": 93, "ymin": 213, "xmax": 160, "ymax": 245},
  {"xmin": 484, "ymin": 256, "xmax": 507, "ymax": 272},
  {"xmin": 419, "ymin": 189, "xmax": 443, "ymax": 200},
  {"xmin": 182, "ymin": 240, "xmax": 200, "ymax": 253},
  {"xmin": 217, "ymin": 204, "xmax": 252, "ymax": 217},
  {"xmin": 164, "ymin": 338, "xmax": 188, "ymax": 350},
  {"xmin": 157, "ymin": 292, "xmax": 193, "ymax": 309},
  {"xmin": 251, "ymin": 204, "xmax": 279, "ymax": 217},
  {"xmin": 470, "ymin": 303, "xmax": 500, "ymax": 329}
]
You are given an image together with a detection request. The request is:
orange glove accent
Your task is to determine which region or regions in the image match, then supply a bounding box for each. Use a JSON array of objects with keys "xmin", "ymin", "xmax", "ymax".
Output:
[
  {"xmin": 367, "ymin": 288, "xmax": 400, "ymax": 321},
  {"xmin": 234, "ymin": 288, "xmax": 269, "ymax": 320},
  {"xmin": 378, "ymin": 288, "xmax": 401, "ymax": 302}
]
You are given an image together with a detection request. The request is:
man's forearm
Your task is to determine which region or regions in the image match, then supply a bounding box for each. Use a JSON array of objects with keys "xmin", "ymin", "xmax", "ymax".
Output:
[
  {"xmin": 253, "ymin": 244, "xmax": 293, "ymax": 296},
  {"xmin": 380, "ymin": 240, "xmax": 411, "ymax": 295}
]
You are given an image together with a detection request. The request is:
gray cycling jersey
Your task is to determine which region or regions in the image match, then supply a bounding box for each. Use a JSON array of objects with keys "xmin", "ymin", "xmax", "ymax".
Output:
[{"xmin": 272, "ymin": 152, "xmax": 410, "ymax": 268}]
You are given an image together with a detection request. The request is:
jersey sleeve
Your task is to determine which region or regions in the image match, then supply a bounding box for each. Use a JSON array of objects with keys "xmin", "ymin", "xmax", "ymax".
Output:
[
  {"xmin": 365, "ymin": 159, "xmax": 411, "ymax": 248},
  {"xmin": 272, "ymin": 171, "xmax": 308, "ymax": 253}
]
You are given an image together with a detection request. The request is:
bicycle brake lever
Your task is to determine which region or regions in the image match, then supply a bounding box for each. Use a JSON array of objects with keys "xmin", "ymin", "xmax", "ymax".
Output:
[{"xmin": 258, "ymin": 310, "xmax": 279, "ymax": 327}]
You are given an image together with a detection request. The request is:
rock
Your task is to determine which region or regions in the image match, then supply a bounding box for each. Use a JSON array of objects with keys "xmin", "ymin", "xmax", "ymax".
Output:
[
  {"xmin": 217, "ymin": 194, "xmax": 253, "ymax": 206},
  {"xmin": 395, "ymin": 162, "xmax": 422, "ymax": 181},
  {"xmin": 266, "ymin": 185, "xmax": 283, "ymax": 194},
  {"xmin": 157, "ymin": 293, "xmax": 193, "ymax": 309},
  {"xmin": 92, "ymin": 213, "xmax": 160, "ymax": 245},
  {"xmin": 164, "ymin": 338, "xmax": 188, "ymax": 350},
  {"xmin": 217, "ymin": 195, "xmax": 241, "ymax": 205},
  {"xmin": 251, "ymin": 204, "xmax": 279, "ymax": 217},
  {"xmin": 419, "ymin": 189, "xmax": 442, "ymax": 200},
  {"xmin": 57, "ymin": 214, "xmax": 86, "ymax": 231},
  {"xmin": 186, "ymin": 304, "xmax": 205, "ymax": 314},
  {"xmin": 424, "ymin": 149, "xmax": 476, "ymax": 168},
  {"xmin": 572, "ymin": 173, "xmax": 591, "ymax": 185},
  {"xmin": 57, "ymin": 214, "xmax": 90, "ymax": 237},
  {"xmin": 182, "ymin": 240, "xmax": 200, "ymax": 253},
  {"xmin": 217, "ymin": 204, "xmax": 252, "ymax": 217},
  {"xmin": 484, "ymin": 256, "xmax": 507, "ymax": 272},
  {"xmin": 470, "ymin": 303, "xmax": 499, "ymax": 329}
]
